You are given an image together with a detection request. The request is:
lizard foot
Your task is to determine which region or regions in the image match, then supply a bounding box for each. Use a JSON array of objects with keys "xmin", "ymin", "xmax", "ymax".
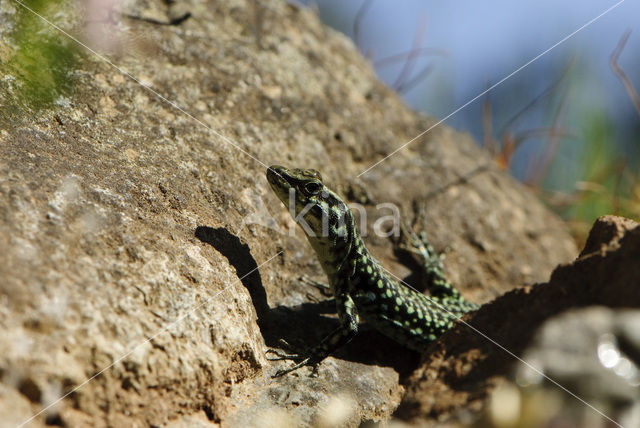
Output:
[
  {"xmin": 266, "ymin": 339, "xmax": 319, "ymax": 377},
  {"xmin": 398, "ymin": 221, "xmax": 447, "ymax": 271},
  {"xmin": 299, "ymin": 275, "xmax": 332, "ymax": 297}
]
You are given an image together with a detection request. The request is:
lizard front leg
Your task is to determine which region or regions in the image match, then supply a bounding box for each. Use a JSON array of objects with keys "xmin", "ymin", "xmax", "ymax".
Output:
[{"xmin": 267, "ymin": 293, "xmax": 360, "ymax": 377}]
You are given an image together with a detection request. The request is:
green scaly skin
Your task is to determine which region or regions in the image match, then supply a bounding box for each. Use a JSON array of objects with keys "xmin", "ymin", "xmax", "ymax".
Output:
[{"xmin": 266, "ymin": 165, "xmax": 478, "ymax": 376}]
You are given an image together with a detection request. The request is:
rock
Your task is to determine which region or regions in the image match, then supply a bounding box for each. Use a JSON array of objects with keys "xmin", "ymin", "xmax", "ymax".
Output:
[
  {"xmin": 0, "ymin": 0, "xmax": 576, "ymax": 426},
  {"xmin": 512, "ymin": 307, "xmax": 640, "ymax": 427},
  {"xmin": 474, "ymin": 306, "xmax": 640, "ymax": 428},
  {"xmin": 397, "ymin": 216, "xmax": 640, "ymax": 425}
]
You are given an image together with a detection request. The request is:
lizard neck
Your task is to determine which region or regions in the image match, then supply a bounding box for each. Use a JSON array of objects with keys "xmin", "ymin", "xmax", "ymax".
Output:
[{"xmin": 309, "ymin": 217, "xmax": 388, "ymax": 294}]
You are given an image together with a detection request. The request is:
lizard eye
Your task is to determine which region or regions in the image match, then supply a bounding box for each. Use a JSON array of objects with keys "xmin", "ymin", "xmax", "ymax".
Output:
[{"xmin": 303, "ymin": 181, "xmax": 322, "ymax": 196}]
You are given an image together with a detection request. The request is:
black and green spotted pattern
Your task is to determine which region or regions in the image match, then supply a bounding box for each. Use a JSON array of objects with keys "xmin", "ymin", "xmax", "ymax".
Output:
[{"xmin": 266, "ymin": 165, "xmax": 478, "ymax": 376}]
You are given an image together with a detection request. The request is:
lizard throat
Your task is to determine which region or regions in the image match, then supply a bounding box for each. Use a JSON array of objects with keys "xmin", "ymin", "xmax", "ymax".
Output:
[{"xmin": 307, "ymin": 214, "xmax": 356, "ymax": 277}]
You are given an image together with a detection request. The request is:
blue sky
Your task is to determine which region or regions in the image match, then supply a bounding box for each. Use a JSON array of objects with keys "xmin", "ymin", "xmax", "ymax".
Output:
[{"xmin": 306, "ymin": 0, "xmax": 639, "ymax": 185}]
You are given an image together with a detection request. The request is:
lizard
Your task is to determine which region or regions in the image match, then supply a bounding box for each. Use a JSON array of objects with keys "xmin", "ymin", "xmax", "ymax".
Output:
[{"xmin": 265, "ymin": 165, "xmax": 478, "ymax": 377}]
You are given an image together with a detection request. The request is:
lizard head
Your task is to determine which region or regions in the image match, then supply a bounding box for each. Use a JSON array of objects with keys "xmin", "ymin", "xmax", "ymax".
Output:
[{"xmin": 266, "ymin": 165, "xmax": 353, "ymax": 245}]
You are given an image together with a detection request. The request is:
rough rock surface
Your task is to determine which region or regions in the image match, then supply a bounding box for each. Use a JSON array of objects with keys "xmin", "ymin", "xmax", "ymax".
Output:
[
  {"xmin": 0, "ymin": 0, "xmax": 578, "ymax": 427},
  {"xmin": 397, "ymin": 216, "xmax": 640, "ymax": 426}
]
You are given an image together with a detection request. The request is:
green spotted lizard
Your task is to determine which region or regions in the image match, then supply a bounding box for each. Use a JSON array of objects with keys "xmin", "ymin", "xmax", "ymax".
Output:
[{"xmin": 266, "ymin": 165, "xmax": 478, "ymax": 376}]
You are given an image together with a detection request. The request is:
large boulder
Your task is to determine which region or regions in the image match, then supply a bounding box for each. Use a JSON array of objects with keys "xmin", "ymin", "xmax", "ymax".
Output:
[{"xmin": 0, "ymin": 0, "xmax": 577, "ymax": 426}]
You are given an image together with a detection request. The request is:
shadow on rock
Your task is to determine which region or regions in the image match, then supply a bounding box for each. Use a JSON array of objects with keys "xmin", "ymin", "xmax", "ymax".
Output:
[
  {"xmin": 195, "ymin": 225, "xmax": 419, "ymax": 375},
  {"xmin": 195, "ymin": 226, "xmax": 270, "ymax": 332}
]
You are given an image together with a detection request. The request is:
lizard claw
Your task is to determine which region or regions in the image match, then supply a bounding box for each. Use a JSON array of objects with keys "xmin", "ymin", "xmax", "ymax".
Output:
[
  {"xmin": 266, "ymin": 340, "xmax": 321, "ymax": 377},
  {"xmin": 277, "ymin": 338, "xmax": 293, "ymax": 349},
  {"xmin": 266, "ymin": 349, "xmax": 300, "ymax": 361},
  {"xmin": 265, "ymin": 338, "xmax": 300, "ymax": 360},
  {"xmin": 300, "ymin": 275, "xmax": 333, "ymax": 297},
  {"xmin": 271, "ymin": 357, "xmax": 313, "ymax": 378}
]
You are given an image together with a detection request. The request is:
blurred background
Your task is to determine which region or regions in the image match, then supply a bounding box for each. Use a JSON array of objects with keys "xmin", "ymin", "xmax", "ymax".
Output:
[
  {"xmin": 298, "ymin": 0, "xmax": 640, "ymax": 241},
  {"xmin": 5, "ymin": 0, "xmax": 639, "ymax": 241}
]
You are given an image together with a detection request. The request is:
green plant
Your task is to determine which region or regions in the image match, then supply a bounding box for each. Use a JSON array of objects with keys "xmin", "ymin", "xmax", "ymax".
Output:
[{"xmin": 4, "ymin": 0, "xmax": 79, "ymax": 108}]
